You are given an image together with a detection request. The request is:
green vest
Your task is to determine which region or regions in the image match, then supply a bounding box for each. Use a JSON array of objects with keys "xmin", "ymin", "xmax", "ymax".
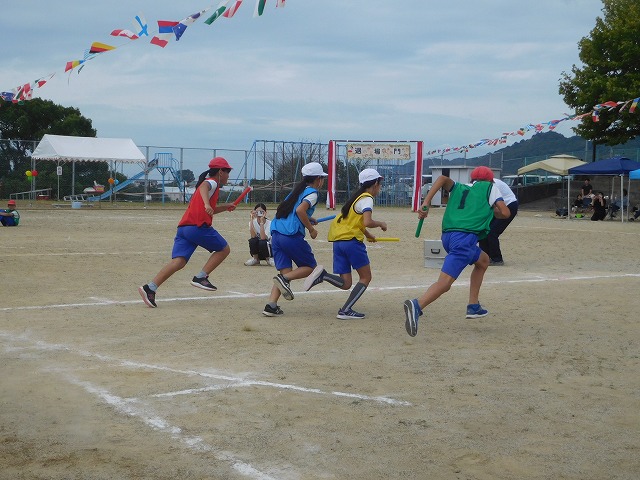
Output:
[{"xmin": 442, "ymin": 182, "xmax": 493, "ymax": 240}]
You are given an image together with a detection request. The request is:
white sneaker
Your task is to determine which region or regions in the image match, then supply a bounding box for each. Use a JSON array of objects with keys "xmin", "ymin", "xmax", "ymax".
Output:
[
  {"xmin": 303, "ymin": 265, "xmax": 325, "ymax": 291},
  {"xmin": 245, "ymin": 258, "xmax": 260, "ymax": 266},
  {"xmin": 267, "ymin": 258, "xmax": 275, "ymax": 267}
]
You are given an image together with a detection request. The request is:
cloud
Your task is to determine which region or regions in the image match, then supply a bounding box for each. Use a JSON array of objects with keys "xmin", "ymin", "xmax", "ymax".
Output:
[{"xmin": 2, "ymin": 0, "xmax": 604, "ymax": 162}]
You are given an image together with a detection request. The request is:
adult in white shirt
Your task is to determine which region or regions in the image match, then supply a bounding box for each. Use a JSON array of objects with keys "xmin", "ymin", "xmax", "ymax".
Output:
[
  {"xmin": 245, "ymin": 203, "xmax": 275, "ymax": 266},
  {"xmin": 479, "ymin": 177, "xmax": 518, "ymax": 266}
]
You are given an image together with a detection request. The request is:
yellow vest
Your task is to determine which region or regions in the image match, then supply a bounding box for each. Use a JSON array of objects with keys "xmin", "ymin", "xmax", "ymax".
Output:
[{"xmin": 327, "ymin": 193, "xmax": 372, "ymax": 242}]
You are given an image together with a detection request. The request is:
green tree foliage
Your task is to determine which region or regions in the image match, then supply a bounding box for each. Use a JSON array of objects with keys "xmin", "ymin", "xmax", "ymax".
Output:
[
  {"xmin": 0, "ymin": 99, "xmax": 102, "ymax": 195},
  {"xmin": 179, "ymin": 169, "xmax": 195, "ymax": 184},
  {"xmin": 559, "ymin": 0, "xmax": 640, "ymax": 146}
]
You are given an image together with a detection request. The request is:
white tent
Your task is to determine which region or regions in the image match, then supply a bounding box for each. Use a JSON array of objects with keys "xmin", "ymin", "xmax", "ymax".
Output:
[
  {"xmin": 517, "ymin": 155, "xmax": 586, "ymax": 218},
  {"xmin": 517, "ymin": 154, "xmax": 586, "ymax": 176},
  {"xmin": 32, "ymin": 134, "xmax": 145, "ymax": 163}
]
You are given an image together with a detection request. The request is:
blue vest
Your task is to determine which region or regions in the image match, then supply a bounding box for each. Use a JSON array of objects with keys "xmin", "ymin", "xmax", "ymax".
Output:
[{"xmin": 271, "ymin": 186, "xmax": 317, "ymax": 236}]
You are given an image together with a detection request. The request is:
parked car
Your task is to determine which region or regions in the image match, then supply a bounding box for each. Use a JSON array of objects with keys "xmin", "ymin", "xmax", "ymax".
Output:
[{"xmin": 501, "ymin": 175, "xmax": 543, "ymax": 187}]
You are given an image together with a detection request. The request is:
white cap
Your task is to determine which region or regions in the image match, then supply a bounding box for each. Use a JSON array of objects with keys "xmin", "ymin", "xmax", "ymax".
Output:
[
  {"xmin": 301, "ymin": 162, "xmax": 328, "ymax": 177},
  {"xmin": 359, "ymin": 168, "xmax": 383, "ymax": 184}
]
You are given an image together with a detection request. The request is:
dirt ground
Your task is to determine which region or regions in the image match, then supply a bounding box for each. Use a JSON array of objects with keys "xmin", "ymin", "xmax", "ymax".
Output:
[{"xmin": 1, "ymin": 202, "xmax": 639, "ymax": 480}]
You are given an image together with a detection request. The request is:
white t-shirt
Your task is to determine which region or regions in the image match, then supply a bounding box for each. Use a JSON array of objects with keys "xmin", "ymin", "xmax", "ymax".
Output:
[
  {"xmin": 250, "ymin": 217, "xmax": 272, "ymax": 240},
  {"xmin": 353, "ymin": 196, "xmax": 374, "ymax": 214},
  {"xmin": 493, "ymin": 178, "xmax": 517, "ymax": 205}
]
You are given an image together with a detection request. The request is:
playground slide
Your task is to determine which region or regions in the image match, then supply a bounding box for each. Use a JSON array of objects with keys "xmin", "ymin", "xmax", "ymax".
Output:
[
  {"xmin": 87, "ymin": 170, "xmax": 147, "ymax": 201},
  {"xmin": 87, "ymin": 164, "xmax": 188, "ymax": 202}
]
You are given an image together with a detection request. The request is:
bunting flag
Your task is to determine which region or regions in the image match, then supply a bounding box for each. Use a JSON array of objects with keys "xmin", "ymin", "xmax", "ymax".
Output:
[
  {"xmin": 173, "ymin": 8, "xmax": 210, "ymax": 41},
  {"xmin": 64, "ymin": 59, "xmax": 85, "ymax": 72},
  {"xmin": 426, "ymin": 95, "xmax": 640, "ymax": 157},
  {"xmin": 12, "ymin": 82, "xmax": 33, "ymax": 102},
  {"xmin": 133, "ymin": 14, "xmax": 149, "ymax": 37},
  {"xmin": 205, "ymin": 1, "xmax": 231, "ymax": 25},
  {"xmin": 89, "ymin": 42, "xmax": 116, "ymax": 54},
  {"xmin": 276, "ymin": 0, "xmax": 286, "ymax": 6},
  {"xmin": 224, "ymin": 0, "xmax": 244, "ymax": 18},
  {"xmin": 111, "ymin": 29, "xmax": 139, "ymax": 40},
  {"xmin": 35, "ymin": 73, "xmax": 55, "ymax": 88},
  {"xmin": 254, "ymin": 0, "xmax": 267, "ymax": 17},
  {"xmin": 150, "ymin": 20, "xmax": 179, "ymax": 48}
]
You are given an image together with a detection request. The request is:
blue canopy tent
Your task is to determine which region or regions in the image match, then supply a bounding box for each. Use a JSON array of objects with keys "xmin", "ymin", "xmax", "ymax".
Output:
[
  {"xmin": 568, "ymin": 156, "xmax": 640, "ymax": 222},
  {"xmin": 631, "ymin": 168, "xmax": 640, "ymax": 180}
]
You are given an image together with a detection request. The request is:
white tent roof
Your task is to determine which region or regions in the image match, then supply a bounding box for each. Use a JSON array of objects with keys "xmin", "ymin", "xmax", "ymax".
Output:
[
  {"xmin": 32, "ymin": 134, "xmax": 146, "ymax": 163},
  {"xmin": 517, "ymin": 155, "xmax": 586, "ymax": 176}
]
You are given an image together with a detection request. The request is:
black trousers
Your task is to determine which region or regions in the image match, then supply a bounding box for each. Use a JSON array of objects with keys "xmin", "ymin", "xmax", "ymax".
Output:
[
  {"xmin": 248, "ymin": 237, "xmax": 271, "ymax": 260},
  {"xmin": 479, "ymin": 201, "xmax": 518, "ymax": 262}
]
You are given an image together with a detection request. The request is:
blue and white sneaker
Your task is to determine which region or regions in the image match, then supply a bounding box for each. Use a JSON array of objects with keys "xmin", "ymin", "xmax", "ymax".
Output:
[
  {"xmin": 336, "ymin": 309, "xmax": 365, "ymax": 320},
  {"xmin": 273, "ymin": 274, "xmax": 294, "ymax": 300},
  {"xmin": 303, "ymin": 265, "xmax": 325, "ymax": 291},
  {"xmin": 404, "ymin": 299, "xmax": 422, "ymax": 337},
  {"xmin": 466, "ymin": 303, "xmax": 488, "ymax": 319}
]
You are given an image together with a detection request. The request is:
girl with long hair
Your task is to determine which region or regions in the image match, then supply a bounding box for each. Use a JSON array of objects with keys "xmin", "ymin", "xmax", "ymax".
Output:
[
  {"xmin": 262, "ymin": 162, "xmax": 327, "ymax": 316},
  {"xmin": 303, "ymin": 168, "xmax": 387, "ymax": 319},
  {"xmin": 138, "ymin": 157, "xmax": 236, "ymax": 307}
]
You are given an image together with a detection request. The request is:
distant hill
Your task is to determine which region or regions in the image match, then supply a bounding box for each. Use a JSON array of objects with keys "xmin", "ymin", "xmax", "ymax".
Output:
[{"xmin": 419, "ymin": 132, "xmax": 640, "ymax": 175}]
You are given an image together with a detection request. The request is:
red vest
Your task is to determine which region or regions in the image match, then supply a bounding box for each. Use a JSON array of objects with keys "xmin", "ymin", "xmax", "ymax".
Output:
[{"xmin": 178, "ymin": 179, "xmax": 220, "ymax": 227}]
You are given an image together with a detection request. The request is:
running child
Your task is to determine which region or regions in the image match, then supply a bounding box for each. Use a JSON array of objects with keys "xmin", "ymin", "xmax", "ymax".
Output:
[
  {"xmin": 303, "ymin": 168, "xmax": 387, "ymax": 319},
  {"xmin": 404, "ymin": 166, "xmax": 510, "ymax": 336},
  {"xmin": 262, "ymin": 162, "xmax": 327, "ymax": 317},
  {"xmin": 138, "ymin": 157, "xmax": 236, "ymax": 307}
]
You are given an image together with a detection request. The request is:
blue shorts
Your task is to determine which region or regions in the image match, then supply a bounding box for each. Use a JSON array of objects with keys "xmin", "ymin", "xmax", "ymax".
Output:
[
  {"xmin": 171, "ymin": 225, "xmax": 228, "ymax": 262},
  {"xmin": 441, "ymin": 231, "xmax": 481, "ymax": 279},
  {"xmin": 271, "ymin": 231, "xmax": 317, "ymax": 270},
  {"xmin": 332, "ymin": 239, "xmax": 369, "ymax": 274}
]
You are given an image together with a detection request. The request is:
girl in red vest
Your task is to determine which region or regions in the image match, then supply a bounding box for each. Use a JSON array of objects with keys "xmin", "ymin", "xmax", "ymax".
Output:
[{"xmin": 139, "ymin": 157, "xmax": 236, "ymax": 307}]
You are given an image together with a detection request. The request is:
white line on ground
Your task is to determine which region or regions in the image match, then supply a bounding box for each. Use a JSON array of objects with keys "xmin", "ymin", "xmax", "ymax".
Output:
[
  {"xmin": 64, "ymin": 375, "xmax": 283, "ymax": 480},
  {"xmin": 0, "ymin": 332, "xmax": 412, "ymax": 408},
  {"xmin": 0, "ymin": 331, "xmax": 410, "ymax": 478},
  {"xmin": 2, "ymin": 272, "xmax": 638, "ymax": 313}
]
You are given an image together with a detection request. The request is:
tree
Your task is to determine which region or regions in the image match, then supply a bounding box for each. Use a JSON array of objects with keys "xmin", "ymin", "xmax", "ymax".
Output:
[
  {"xmin": 559, "ymin": 0, "xmax": 640, "ymax": 147},
  {"xmin": 0, "ymin": 99, "xmax": 99, "ymax": 195},
  {"xmin": 179, "ymin": 169, "xmax": 195, "ymax": 184}
]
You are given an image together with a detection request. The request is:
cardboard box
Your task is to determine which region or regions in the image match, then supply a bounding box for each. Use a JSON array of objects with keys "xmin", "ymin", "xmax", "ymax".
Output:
[{"xmin": 424, "ymin": 239, "xmax": 445, "ymax": 268}]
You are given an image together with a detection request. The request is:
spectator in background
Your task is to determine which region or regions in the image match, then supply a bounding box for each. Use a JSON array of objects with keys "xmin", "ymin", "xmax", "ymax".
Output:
[
  {"xmin": 245, "ymin": 203, "xmax": 275, "ymax": 266},
  {"xmin": 591, "ymin": 191, "xmax": 607, "ymax": 221},
  {"xmin": 571, "ymin": 193, "xmax": 584, "ymax": 213},
  {"xmin": 581, "ymin": 178, "xmax": 593, "ymax": 198},
  {"xmin": 609, "ymin": 189, "xmax": 628, "ymax": 218},
  {"xmin": 0, "ymin": 200, "xmax": 20, "ymax": 226}
]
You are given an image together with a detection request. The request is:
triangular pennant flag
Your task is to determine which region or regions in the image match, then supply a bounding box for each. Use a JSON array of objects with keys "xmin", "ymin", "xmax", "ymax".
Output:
[
  {"xmin": 65, "ymin": 59, "xmax": 85, "ymax": 72},
  {"xmin": 223, "ymin": 0, "xmax": 243, "ymax": 18},
  {"xmin": 254, "ymin": 0, "xmax": 267, "ymax": 17},
  {"xmin": 89, "ymin": 42, "xmax": 116, "ymax": 54},
  {"xmin": 133, "ymin": 14, "xmax": 149, "ymax": 37},
  {"xmin": 111, "ymin": 29, "xmax": 139, "ymax": 40},
  {"xmin": 173, "ymin": 9, "xmax": 209, "ymax": 41},
  {"xmin": 205, "ymin": 1, "xmax": 231, "ymax": 25},
  {"xmin": 35, "ymin": 73, "xmax": 55, "ymax": 88}
]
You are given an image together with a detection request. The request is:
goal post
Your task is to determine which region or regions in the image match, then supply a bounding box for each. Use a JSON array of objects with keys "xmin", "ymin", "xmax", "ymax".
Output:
[{"xmin": 326, "ymin": 140, "xmax": 424, "ymax": 211}]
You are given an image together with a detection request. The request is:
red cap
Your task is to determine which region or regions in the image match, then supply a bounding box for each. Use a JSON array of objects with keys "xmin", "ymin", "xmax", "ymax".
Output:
[
  {"xmin": 208, "ymin": 157, "xmax": 232, "ymax": 170},
  {"xmin": 7, "ymin": 200, "xmax": 16, "ymax": 206},
  {"xmin": 470, "ymin": 166, "xmax": 494, "ymax": 182}
]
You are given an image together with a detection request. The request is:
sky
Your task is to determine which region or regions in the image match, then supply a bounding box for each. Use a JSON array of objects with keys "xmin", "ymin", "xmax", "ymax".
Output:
[{"xmin": 1, "ymin": 0, "xmax": 606, "ymax": 175}]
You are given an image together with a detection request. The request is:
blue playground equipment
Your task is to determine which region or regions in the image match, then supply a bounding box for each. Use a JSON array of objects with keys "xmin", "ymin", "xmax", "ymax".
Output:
[{"xmin": 87, "ymin": 153, "xmax": 188, "ymax": 203}]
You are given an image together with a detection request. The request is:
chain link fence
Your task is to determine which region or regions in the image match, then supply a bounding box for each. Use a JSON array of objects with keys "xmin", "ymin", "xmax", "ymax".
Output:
[{"xmin": 2, "ymin": 138, "xmax": 640, "ymax": 206}]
